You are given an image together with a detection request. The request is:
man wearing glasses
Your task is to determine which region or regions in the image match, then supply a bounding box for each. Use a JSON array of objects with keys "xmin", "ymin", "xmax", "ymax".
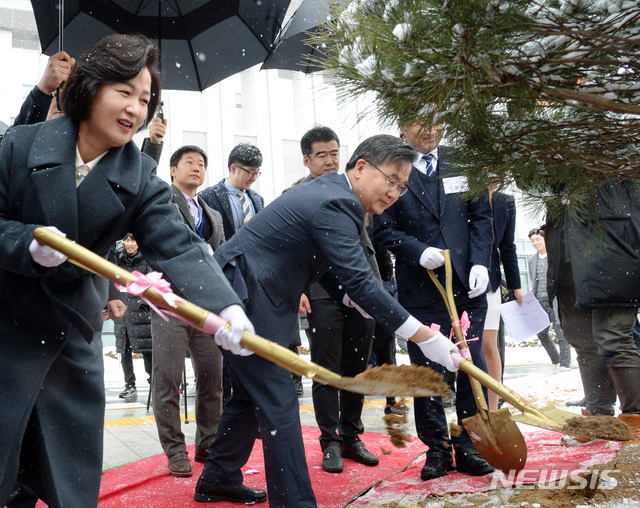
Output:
[
  {"xmin": 373, "ymin": 119, "xmax": 495, "ymax": 481},
  {"xmin": 199, "ymin": 143, "xmax": 265, "ymax": 242},
  {"xmin": 194, "ymin": 134, "xmax": 460, "ymax": 506}
]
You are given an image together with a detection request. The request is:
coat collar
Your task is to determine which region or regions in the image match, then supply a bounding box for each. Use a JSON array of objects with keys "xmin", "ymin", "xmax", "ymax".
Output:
[
  {"xmin": 28, "ymin": 116, "xmax": 143, "ymax": 195},
  {"xmin": 28, "ymin": 116, "xmax": 145, "ymax": 242}
]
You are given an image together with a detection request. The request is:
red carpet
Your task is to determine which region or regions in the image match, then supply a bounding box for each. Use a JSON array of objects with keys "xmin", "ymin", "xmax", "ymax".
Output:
[{"xmin": 40, "ymin": 426, "xmax": 620, "ymax": 507}]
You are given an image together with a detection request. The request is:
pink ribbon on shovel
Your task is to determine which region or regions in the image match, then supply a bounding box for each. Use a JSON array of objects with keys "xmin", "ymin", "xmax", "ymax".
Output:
[
  {"xmin": 115, "ymin": 271, "xmax": 227, "ymax": 335},
  {"xmin": 429, "ymin": 311, "xmax": 478, "ymax": 360}
]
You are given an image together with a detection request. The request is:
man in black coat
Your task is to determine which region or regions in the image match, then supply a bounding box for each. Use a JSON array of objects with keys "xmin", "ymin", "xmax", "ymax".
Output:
[
  {"xmin": 293, "ymin": 126, "xmax": 381, "ymax": 473},
  {"xmin": 195, "ymin": 134, "xmax": 461, "ymax": 507},
  {"xmin": 546, "ymin": 181, "xmax": 640, "ymax": 417},
  {"xmin": 373, "ymin": 121, "xmax": 495, "ymax": 481}
]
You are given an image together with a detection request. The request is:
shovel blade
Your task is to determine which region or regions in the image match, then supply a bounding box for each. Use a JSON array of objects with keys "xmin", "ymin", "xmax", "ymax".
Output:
[
  {"xmin": 462, "ymin": 408, "xmax": 528, "ymax": 475},
  {"xmin": 509, "ymin": 405, "xmax": 581, "ymax": 432}
]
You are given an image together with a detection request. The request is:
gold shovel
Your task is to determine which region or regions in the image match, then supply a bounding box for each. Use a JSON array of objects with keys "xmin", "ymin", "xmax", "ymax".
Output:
[
  {"xmin": 428, "ymin": 251, "xmax": 528, "ymax": 474},
  {"xmin": 428, "ymin": 250, "xmax": 600, "ymax": 473},
  {"xmin": 33, "ymin": 227, "xmax": 447, "ymax": 398}
]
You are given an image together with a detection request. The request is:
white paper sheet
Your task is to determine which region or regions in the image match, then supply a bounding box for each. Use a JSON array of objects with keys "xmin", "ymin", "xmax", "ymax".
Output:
[{"xmin": 499, "ymin": 291, "xmax": 550, "ymax": 342}]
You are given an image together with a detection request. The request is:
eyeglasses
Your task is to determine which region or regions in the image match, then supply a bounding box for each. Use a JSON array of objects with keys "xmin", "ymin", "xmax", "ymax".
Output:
[
  {"xmin": 365, "ymin": 160, "xmax": 408, "ymax": 196},
  {"xmin": 235, "ymin": 164, "xmax": 262, "ymax": 178}
]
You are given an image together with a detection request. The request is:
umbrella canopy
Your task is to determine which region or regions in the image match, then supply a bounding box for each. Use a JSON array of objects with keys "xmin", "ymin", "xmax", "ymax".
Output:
[
  {"xmin": 31, "ymin": 0, "xmax": 291, "ymax": 91},
  {"xmin": 261, "ymin": 0, "xmax": 342, "ymax": 73}
]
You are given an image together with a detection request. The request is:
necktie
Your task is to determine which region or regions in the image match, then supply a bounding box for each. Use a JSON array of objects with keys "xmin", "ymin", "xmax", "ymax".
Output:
[
  {"xmin": 424, "ymin": 154, "xmax": 435, "ymax": 177},
  {"xmin": 238, "ymin": 190, "xmax": 252, "ymax": 224}
]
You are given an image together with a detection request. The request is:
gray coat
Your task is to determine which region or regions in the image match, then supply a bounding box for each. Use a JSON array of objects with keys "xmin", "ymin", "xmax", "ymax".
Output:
[
  {"xmin": 528, "ymin": 252, "xmax": 541, "ymax": 298},
  {"xmin": 0, "ymin": 115, "xmax": 240, "ymax": 503}
]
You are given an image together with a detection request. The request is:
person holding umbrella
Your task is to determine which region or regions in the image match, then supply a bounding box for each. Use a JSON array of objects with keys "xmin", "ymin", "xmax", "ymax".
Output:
[{"xmin": 0, "ymin": 34, "xmax": 251, "ymax": 508}]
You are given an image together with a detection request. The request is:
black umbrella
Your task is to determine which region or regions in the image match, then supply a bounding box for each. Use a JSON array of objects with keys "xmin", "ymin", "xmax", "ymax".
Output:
[
  {"xmin": 31, "ymin": 0, "xmax": 291, "ymax": 91},
  {"xmin": 261, "ymin": 0, "xmax": 342, "ymax": 73}
]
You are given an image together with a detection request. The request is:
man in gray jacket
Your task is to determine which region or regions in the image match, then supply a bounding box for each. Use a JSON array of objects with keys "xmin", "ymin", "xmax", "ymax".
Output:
[{"xmin": 152, "ymin": 145, "xmax": 227, "ymax": 478}]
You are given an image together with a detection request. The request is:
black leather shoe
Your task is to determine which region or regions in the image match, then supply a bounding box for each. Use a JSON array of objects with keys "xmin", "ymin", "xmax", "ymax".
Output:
[
  {"xmin": 322, "ymin": 445, "xmax": 344, "ymax": 473},
  {"xmin": 420, "ymin": 451, "xmax": 454, "ymax": 481},
  {"xmin": 342, "ymin": 441, "xmax": 379, "ymax": 466},
  {"xmin": 194, "ymin": 477, "xmax": 267, "ymax": 503},
  {"xmin": 455, "ymin": 449, "xmax": 494, "ymax": 476}
]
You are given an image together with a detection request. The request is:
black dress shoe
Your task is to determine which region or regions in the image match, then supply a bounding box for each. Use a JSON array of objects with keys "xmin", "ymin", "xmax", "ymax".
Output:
[
  {"xmin": 194, "ymin": 477, "xmax": 267, "ymax": 503},
  {"xmin": 342, "ymin": 441, "xmax": 379, "ymax": 466},
  {"xmin": 455, "ymin": 449, "xmax": 495, "ymax": 476},
  {"xmin": 322, "ymin": 445, "xmax": 344, "ymax": 473},
  {"xmin": 421, "ymin": 451, "xmax": 454, "ymax": 481}
]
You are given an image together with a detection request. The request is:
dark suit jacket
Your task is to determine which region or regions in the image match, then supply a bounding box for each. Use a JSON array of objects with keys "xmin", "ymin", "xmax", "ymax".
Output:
[
  {"xmin": 199, "ymin": 178, "xmax": 265, "ymax": 241},
  {"xmin": 171, "ymin": 184, "xmax": 225, "ymax": 251},
  {"xmin": 0, "ymin": 116, "xmax": 241, "ymax": 497},
  {"xmin": 489, "ymin": 192, "xmax": 521, "ymax": 292},
  {"xmin": 284, "ymin": 172, "xmax": 381, "ymax": 301},
  {"xmin": 215, "ymin": 172, "xmax": 409, "ymax": 336},
  {"xmin": 373, "ymin": 147, "xmax": 493, "ymax": 309}
]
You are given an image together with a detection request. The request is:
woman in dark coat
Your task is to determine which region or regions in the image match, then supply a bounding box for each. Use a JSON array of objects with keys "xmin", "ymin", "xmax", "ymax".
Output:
[
  {"xmin": 0, "ymin": 34, "xmax": 246, "ymax": 508},
  {"xmin": 113, "ymin": 233, "xmax": 153, "ymax": 398}
]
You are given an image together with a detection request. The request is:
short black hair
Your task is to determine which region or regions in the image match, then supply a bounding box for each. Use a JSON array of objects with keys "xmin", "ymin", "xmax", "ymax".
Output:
[
  {"xmin": 61, "ymin": 34, "xmax": 161, "ymax": 130},
  {"xmin": 528, "ymin": 226, "xmax": 546, "ymax": 238},
  {"xmin": 345, "ymin": 134, "xmax": 416, "ymax": 172},
  {"xmin": 123, "ymin": 232, "xmax": 135, "ymax": 241},
  {"xmin": 228, "ymin": 143, "xmax": 263, "ymax": 170},
  {"xmin": 300, "ymin": 125, "xmax": 340, "ymax": 156},
  {"xmin": 170, "ymin": 145, "xmax": 208, "ymax": 169}
]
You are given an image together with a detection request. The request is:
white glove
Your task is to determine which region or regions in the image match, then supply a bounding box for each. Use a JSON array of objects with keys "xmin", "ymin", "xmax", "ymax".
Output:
[
  {"xmin": 419, "ymin": 247, "xmax": 445, "ymax": 270},
  {"xmin": 28, "ymin": 226, "xmax": 68, "ymax": 267},
  {"xmin": 417, "ymin": 332, "xmax": 459, "ymax": 372},
  {"xmin": 215, "ymin": 304, "xmax": 255, "ymax": 356},
  {"xmin": 468, "ymin": 264, "xmax": 489, "ymax": 299},
  {"xmin": 342, "ymin": 293, "xmax": 372, "ymax": 319}
]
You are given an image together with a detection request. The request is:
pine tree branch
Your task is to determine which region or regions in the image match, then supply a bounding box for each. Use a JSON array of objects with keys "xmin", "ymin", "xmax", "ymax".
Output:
[{"xmin": 540, "ymin": 87, "xmax": 640, "ymax": 115}]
